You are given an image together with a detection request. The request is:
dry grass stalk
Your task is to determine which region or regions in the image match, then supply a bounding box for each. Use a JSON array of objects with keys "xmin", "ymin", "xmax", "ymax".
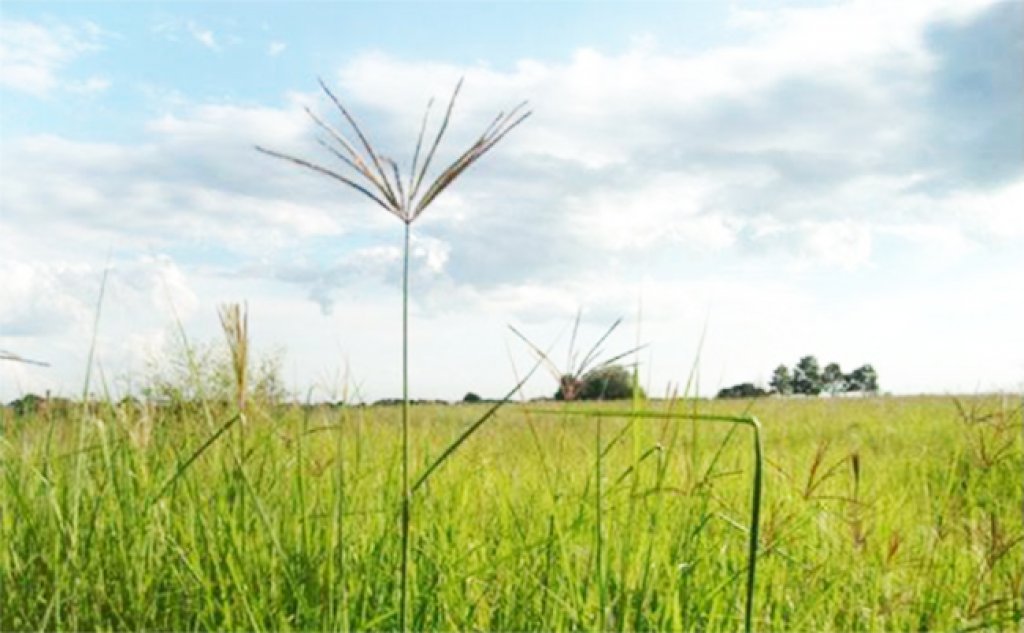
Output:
[
  {"xmin": 256, "ymin": 78, "xmax": 529, "ymax": 633},
  {"xmin": 510, "ymin": 311, "xmax": 646, "ymax": 401},
  {"xmin": 0, "ymin": 350, "xmax": 49, "ymax": 367},
  {"xmin": 256, "ymin": 77, "xmax": 529, "ymax": 226},
  {"xmin": 218, "ymin": 303, "xmax": 249, "ymax": 413}
]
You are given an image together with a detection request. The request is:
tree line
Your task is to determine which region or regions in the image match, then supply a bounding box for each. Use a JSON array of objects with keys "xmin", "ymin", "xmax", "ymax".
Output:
[{"xmin": 717, "ymin": 356, "xmax": 879, "ymax": 399}]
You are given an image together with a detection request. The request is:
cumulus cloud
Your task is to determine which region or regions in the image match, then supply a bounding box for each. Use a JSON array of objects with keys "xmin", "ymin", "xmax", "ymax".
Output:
[
  {"xmin": 1, "ymin": 102, "xmax": 351, "ymax": 254},
  {"xmin": 0, "ymin": 19, "xmax": 107, "ymax": 96},
  {"xmin": 0, "ymin": 253, "xmax": 202, "ymax": 399},
  {"xmin": 4, "ymin": 1, "xmax": 1019, "ymax": 313},
  {"xmin": 0, "ymin": 255, "xmax": 199, "ymax": 339},
  {"xmin": 256, "ymin": 234, "xmax": 452, "ymax": 314},
  {"xmin": 289, "ymin": 0, "xmax": 1017, "ymax": 291},
  {"xmin": 0, "ymin": 260, "xmax": 95, "ymax": 337},
  {"xmin": 916, "ymin": 1, "xmax": 1024, "ymax": 191}
]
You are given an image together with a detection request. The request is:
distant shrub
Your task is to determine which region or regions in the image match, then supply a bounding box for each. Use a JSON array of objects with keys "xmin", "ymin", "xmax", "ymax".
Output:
[
  {"xmin": 9, "ymin": 393, "xmax": 44, "ymax": 416},
  {"xmin": 717, "ymin": 383, "xmax": 770, "ymax": 399},
  {"xmin": 462, "ymin": 392, "xmax": 482, "ymax": 403},
  {"xmin": 143, "ymin": 337, "xmax": 287, "ymax": 406},
  {"xmin": 556, "ymin": 365, "xmax": 644, "ymax": 401}
]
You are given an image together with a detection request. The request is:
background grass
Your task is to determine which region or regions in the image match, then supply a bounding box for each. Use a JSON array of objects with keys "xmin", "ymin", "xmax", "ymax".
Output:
[{"xmin": 2, "ymin": 394, "xmax": 1022, "ymax": 631}]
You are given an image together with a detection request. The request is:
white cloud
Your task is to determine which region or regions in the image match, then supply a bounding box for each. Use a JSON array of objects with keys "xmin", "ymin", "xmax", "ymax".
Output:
[
  {"xmin": 2, "ymin": 100, "xmax": 349, "ymax": 253},
  {"xmin": 875, "ymin": 223, "xmax": 976, "ymax": 259},
  {"xmin": 0, "ymin": 255, "xmax": 199, "ymax": 339},
  {"xmin": 186, "ymin": 21, "xmax": 219, "ymax": 51},
  {"xmin": 0, "ymin": 19, "xmax": 105, "ymax": 96},
  {"xmin": 948, "ymin": 179, "xmax": 1024, "ymax": 241},
  {"xmin": 153, "ymin": 17, "xmax": 231, "ymax": 52},
  {"xmin": 0, "ymin": 253, "xmax": 202, "ymax": 400},
  {"xmin": 799, "ymin": 221, "xmax": 873, "ymax": 270},
  {"xmin": 0, "ymin": 260, "xmax": 95, "ymax": 337},
  {"xmin": 66, "ymin": 76, "xmax": 111, "ymax": 94},
  {"xmin": 268, "ymin": 41, "xmax": 286, "ymax": 57},
  {"xmin": 570, "ymin": 172, "xmax": 760, "ymax": 253}
]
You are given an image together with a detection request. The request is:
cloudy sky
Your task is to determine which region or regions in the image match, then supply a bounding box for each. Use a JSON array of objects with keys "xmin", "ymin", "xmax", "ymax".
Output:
[{"xmin": 1, "ymin": 0, "xmax": 1022, "ymax": 402}]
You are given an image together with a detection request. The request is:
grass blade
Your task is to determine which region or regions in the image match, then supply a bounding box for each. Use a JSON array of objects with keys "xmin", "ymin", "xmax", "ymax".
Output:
[
  {"xmin": 411, "ymin": 355, "xmax": 545, "ymax": 493},
  {"xmin": 148, "ymin": 412, "xmax": 241, "ymax": 505},
  {"xmin": 525, "ymin": 407, "xmax": 764, "ymax": 633}
]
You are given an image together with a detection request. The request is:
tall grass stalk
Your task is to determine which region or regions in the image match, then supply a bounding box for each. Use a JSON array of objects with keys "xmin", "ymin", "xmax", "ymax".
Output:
[
  {"xmin": 219, "ymin": 303, "xmax": 250, "ymax": 559},
  {"xmin": 527, "ymin": 407, "xmax": 764, "ymax": 633},
  {"xmin": 257, "ymin": 78, "xmax": 529, "ymax": 631},
  {"xmin": 68, "ymin": 266, "xmax": 109, "ymax": 629},
  {"xmin": 400, "ymin": 222, "xmax": 411, "ymax": 630}
]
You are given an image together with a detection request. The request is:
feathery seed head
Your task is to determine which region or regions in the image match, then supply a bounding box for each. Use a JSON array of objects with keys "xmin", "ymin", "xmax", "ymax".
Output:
[{"xmin": 256, "ymin": 78, "xmax": 530, "ymax": 225}]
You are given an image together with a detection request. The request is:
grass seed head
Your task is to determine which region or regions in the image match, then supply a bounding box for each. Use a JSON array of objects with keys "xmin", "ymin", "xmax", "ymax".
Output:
[
  {"xmin": 256, "ymin": 78, "xmax": 530, "ymax": 226},
  {"xmin": 218, "ymin": 302, "xmax": 249, "ymax": 412}
]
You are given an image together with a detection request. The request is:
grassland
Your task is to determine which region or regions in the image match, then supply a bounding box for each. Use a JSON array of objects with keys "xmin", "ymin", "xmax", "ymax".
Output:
[{"xmin": 2, "ymin": 394, "xmax": 1022, "ymax": 631}]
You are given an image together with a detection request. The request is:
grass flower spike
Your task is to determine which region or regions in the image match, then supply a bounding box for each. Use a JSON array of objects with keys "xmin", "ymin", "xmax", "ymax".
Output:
[
  {"xmin": 255, "ymin": 77, "xmax": 529, "ymax": 226},
  {"xmin": 257, "ymin": 78, "xmax": 529, "ymax": 632}
]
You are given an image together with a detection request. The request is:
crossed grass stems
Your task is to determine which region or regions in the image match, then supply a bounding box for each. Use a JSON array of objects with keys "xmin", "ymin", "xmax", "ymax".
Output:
[
  {"xmin": 511, "ymin": 315, "xmax": 762, "ymax": 633},
  {"xmin": 155, "ymin": 78, "xmax": 763, "ymax": 632}
]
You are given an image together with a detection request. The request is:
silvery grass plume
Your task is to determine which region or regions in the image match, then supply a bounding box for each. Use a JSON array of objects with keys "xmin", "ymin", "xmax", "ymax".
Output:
[{"xmin": 256, "ymin": 78, "xmax": 530, "ymax": 633}]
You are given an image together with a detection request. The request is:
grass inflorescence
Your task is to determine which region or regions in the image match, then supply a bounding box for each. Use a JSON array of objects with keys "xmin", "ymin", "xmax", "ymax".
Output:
[{"xmin": 257, "ymin": 77, "xmax": 529, "ymax": 632}]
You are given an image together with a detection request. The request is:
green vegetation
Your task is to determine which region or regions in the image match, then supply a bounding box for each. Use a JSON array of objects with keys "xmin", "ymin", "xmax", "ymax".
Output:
[
  {"xmin": 770, "ymin": 356, "xmax": 879, "ymax": 396},
  {"xmin": 719, "ymin": 356, "xmax": 880, "ymax": 399},
  {"xmin": 556, "ymin": 365, "xmax": 647, "ymax": 401},
  {"xmin": 716, "ymin": 383, "xmax": 769, "ymax": 399},
  {"xmin": 3, "ymin": 393, "xmax": 1021, "ymax": 631}
]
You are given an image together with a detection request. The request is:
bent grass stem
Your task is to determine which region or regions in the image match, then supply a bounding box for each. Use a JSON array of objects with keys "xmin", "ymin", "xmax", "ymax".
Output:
[{"xmin": 525, "ymin": 407, "xmax": 764, "ymax": 633}]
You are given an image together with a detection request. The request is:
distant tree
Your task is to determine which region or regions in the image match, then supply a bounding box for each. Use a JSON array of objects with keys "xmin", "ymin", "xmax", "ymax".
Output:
[
  {"xmin": 717, "ymin": 383, "xmax": 769, "ymax": 399},
  {"xmin": 794, "ymin": 355, "xmax": 823, "ymax": 395},
  {"xmin": 822, "ymin": 362, "xmax": 846, "ymax": 395},
  {"xmin": 846, "ymin": 364, "xmax": 879, "ymax": 394},
  {"xmin": 557, "ymin": 365, "xmax": 644, "ymax": 401},
  {"xmin": 769, "ymin": 365, "xmax": 793, "ymax": 395},
  {"xmin": 582, "ymin": 365, "xmax": 643, "ymax": 400},
  {"xmin": 9, "ymin": 393, "xmax": 43, "ymax": 416},
  {"xmin": 462, "ymin": 392, "xmax": 482, "ymax": 403}
]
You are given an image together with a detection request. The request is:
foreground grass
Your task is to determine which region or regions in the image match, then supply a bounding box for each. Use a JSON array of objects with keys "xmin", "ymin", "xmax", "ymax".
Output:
[{"xmin": 2, "ymin": 395, "xmax": 1021, "ymax": 631}]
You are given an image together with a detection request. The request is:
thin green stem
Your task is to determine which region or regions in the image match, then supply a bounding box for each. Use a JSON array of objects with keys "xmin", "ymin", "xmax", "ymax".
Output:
[
  {"xmin": 400, "ymin": 221, "xmax": 411, "ymax": 633},
  {"xmin": 595, "ymin": 414, "xmax": 605, "ymax": 633},
  {"xmin": 745, "ymin": 422, "xmax": 763, "ymax": 633},
  {"xmin": 410, "ymin": 356, "xmax": 545, "ymax": 494},
  {"xmin": 526, "ymin": 407, "xmax": 764, "ymax": 633},
  {"xmin": 333, "ymin": 406, "xmax": 348, "ymax": 630}
]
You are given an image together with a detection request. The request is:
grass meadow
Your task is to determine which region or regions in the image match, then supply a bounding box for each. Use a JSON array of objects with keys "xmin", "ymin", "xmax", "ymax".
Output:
[{"xmin": 2, "ymin": 393, "xmax": 1021, "ymax": 631}]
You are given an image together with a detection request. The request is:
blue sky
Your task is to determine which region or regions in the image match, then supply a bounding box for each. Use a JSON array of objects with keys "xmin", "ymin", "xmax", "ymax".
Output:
[{"xmin": 1, "ymin": 0, "xmax": 1022, "ymax": 401}]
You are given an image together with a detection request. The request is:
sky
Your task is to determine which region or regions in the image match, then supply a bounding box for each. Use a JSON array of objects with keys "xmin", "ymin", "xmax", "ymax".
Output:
[{"xmin": 1, "ymin": 0, "xmax": 1022, "ymax": 403}]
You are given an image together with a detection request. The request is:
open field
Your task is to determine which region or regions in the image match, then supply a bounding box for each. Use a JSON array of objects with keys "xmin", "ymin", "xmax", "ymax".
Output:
[{"xmin": 2, "ymin": 394, "xmax": 1022, "ymax": 631}]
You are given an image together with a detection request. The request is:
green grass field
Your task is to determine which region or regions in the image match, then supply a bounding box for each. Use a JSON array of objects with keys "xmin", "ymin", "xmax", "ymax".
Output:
[{"xmin": 2, "ymin": 394, "xmax": 1022, "ymax": 631}]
